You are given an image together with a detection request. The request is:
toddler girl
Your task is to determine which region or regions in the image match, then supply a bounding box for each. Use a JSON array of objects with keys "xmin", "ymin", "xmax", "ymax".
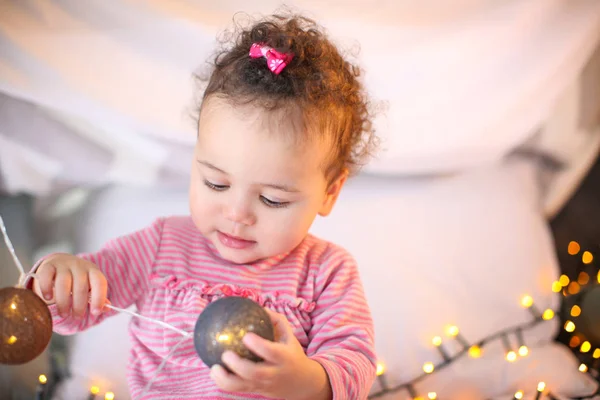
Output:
[{"xmin": 31, "ymin": 13, "xmax": 378, "ymax": 400}]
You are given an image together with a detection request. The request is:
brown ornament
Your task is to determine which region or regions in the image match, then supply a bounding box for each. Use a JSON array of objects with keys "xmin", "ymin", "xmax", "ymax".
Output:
[{"xmin": 0, "ymin": 287, "xmax": 52, "ymax": 365}]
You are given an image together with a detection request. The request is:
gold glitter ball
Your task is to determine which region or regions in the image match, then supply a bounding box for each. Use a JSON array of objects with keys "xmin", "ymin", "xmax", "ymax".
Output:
[{"xmin": 0, "ymin": 287, "xmax": 52, "ymax": 365}]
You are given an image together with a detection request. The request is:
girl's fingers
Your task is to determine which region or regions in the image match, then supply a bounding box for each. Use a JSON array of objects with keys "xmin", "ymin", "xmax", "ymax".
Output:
[
  {"xmin": 35, "ymin": 263, "xmax": 56, "ymax": 301},
  {"xmin": 210, "ymin": 364, "xmax": 252, "ymax": 392},
  {"xmin": 88, "ymin": 268, "xmax": 108, "ymax": 315},
  {"xmin": 242, "ymin": 332, "xmax": 285, "ymax": 364},
  {"xmin": 264, "ymin": 308, "xmax": 294, "ymax": 343},
  {"xmin": 53, "ymin": 268, "xmax": 73, "ymax": 318},
  {"xmin": 70, "ymin": 266, "xmax": 90, "ymax": 319},
  {"xmin": 221, "ymin": 350, "xmax": 277, "ymax": 381}
]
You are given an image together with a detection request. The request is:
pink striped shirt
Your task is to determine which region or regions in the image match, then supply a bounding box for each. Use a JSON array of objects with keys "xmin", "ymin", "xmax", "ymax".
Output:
[{"xmin": 45, "ymin": 216, "xmax": 376, "ymax": 399}]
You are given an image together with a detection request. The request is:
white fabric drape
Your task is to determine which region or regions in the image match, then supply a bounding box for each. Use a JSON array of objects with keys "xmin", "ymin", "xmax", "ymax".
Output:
[{"xmin": 0, "ymin": 0, "xmax": 599, "ymax": 194}]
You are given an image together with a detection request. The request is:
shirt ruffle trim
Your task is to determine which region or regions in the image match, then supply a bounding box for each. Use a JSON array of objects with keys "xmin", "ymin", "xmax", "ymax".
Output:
[{"xmin": 150, "ymin": 273, "xmax": 316, "ymax": 313}]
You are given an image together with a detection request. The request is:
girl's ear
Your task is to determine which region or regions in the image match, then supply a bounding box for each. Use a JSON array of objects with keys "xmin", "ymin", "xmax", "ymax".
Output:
[{"xmin": 318, "ymin": 169, "xmax": 349, "ymax": 217}]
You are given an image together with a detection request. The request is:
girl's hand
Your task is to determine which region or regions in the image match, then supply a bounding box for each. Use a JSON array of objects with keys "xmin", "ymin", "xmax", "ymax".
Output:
[
  {"xmin": 210, "ymin": 308, "xmax": 332, "ymax": 400},
  {"xmin": 32, "ymin": 253, "xmax": 108, "ymax": 319}
]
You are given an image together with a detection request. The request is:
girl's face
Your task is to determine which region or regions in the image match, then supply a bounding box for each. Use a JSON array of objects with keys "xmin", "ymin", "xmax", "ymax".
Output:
[{"xmin": 189, "ymin": 97, "xmax": 347, "ymax": 264}]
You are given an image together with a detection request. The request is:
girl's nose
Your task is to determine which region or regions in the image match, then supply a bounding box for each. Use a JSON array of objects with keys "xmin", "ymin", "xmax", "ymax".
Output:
[{"xmin": 223, "ymin": 199, "xmax": 256, "ymax": 227}]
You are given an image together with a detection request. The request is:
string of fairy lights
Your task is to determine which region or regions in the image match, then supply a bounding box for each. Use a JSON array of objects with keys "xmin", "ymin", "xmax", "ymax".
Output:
[
  {"xmin": 368, "ymin": 241, "xmax": 600, "ymax": 400},
  {"xmin": 29, "ymin": 242, "xmax": 599, "ymax": 400}
]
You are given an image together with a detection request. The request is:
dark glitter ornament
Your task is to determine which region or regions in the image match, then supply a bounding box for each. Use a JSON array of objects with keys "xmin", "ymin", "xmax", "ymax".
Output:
[
  {"xmin": 194, "ymin": 296, "xmax": 275, "ymax": 369},
  {"xmin": 0, "ymin": 287, "xmax": 52, "ymax": 365}
]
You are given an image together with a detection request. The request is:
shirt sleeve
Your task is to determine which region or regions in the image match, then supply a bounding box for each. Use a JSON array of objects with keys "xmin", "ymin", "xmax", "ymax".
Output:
[
  {"xmin": 306, "ymin": 245, "xmax": 377, "ymax": 400},
  {"xmin": 35, "ymin": 217, "xmax": 164, "ymax": 335}
]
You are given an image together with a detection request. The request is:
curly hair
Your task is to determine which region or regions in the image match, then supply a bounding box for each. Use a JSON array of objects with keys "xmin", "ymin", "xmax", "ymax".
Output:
[{"xmin": 199, "ymin": 13, "xmax": 377, "ymax": 180}]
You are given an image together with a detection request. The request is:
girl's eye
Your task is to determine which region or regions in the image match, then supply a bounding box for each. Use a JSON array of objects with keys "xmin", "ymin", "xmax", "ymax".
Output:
[
  {"xmin": 260, "ymin": 196, "xmax": 290, "ymax": 209},
  {"xmin": 204, "ymin": 180, "xmax": 229, "ymax": 191}
]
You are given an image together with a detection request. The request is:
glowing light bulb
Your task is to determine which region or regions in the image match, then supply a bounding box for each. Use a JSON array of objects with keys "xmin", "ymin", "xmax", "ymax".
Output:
[
  {"xmin": 506, "ymin": 351, "xmax": 517, "ymax": 362},
  {"xmin": 432, "ymin": 336, "xmax": 442, "ymax": 346},
  {"xmin": 445, "ymin": 325, "xmax": 459, "ymax": 337},
  {"xmin": 105, "ymin": 392, "xmax": 115, "ymax": 400},
  {"xmin": 579, "ymin": 363, "xmax": 588, "ymax": 372},
  {"xmin": 582, "ymin": 251, "xmax": 593, "ymax": 264},
  {"xmin": 514, "ymin": 390, "xmax": 524, "ymax": 400},
  {"xmin": 542, "ymin": 309, "xmax": 554, "ymax": 320},
  {"xmin": 468, "ymin": 345, "xmax": 482, "ymax": 358},
  {"xmin": 38, "ymin": 375, "xmax": 47, "ymax": 384},
  {"xmin": 597, "ymin": 270, "xmax": 600, "ymax": 284},
  {"xmin": 520, "ymin": 295, "xmax": 534, "ymax": 308},
  {"xmin": 518, "ymin": 346, "xmax": 529, "ymax": 357},
  {"xmin": 537, "ymin": 382, "xmax": 546, "ymax": 392},
  {"xmin": 10, "ymin": 303, "xmax": 16, "ymax": 310},
  {"xmin": 570, "ymin": 336, "xmax": 582, "ymax": 348},
  {"xmin": 7, "ymin": 335, "xmax": 17, "ymax": 345},
  {"xmin": 571, "ymin": 305, "xmax": 581, "ymax": 317},
  {"xmin": 428, "ymin": 393, "xmax": 437, "ymax": 399},
  {"xmin": 559, "ymin": 274, "xmax": 570, "ymax": 286},
  {"xmin": 568, "ymin": 241, "xmax": 580, "ymax": 255},
  {"xmin": 564, "ymin": 321, "xmax": 576, "ymax": 332},
  {"xmin": 578, "ymin": 272, "xmax": 590, "ymax": 285},
  {"xmin": 423, "ymin": 362, "xmax": 434, "ymax": 374},
  {"xmin": 593, "ymin": 349, "xmax": 600, "ymax": 359},
  {"xmin": 551, "ymin": 281, "xmax": 562, "ymax": 292},
  {"xmin": 581, "ymin": 341, "xmax": 592, "ymax": 353},
  {"xmin": 568, "ymin": 282, "xmax": 581, "ymax": 295},
  {"xmin": 90, "ymin": 386, "xmax": 100, "ymax": 395},
  {"xmin": 376, "ymin": 362, "xmax": 385, "ymax": 376}
]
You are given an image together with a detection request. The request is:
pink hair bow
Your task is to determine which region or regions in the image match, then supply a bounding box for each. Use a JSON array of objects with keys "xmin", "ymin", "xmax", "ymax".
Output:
[{"xmin": 249, "ymin": 43, "xmax": 294, "ymax": 75}]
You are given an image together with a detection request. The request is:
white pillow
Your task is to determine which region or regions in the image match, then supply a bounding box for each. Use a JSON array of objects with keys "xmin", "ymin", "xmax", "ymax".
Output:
[{"xmin": 48, "ymin": 159, "xmax": 596, "ymax": 399}]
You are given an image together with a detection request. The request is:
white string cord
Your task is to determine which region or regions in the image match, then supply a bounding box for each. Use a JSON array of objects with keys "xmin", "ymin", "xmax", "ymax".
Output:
[
  {"xmin": 19, "ymin": 272, "xmax": 38, "ymax": 288},
  {"xmin": 0, "ymin": 214, "xmax": 195, "ymax": 398},
  {"xmin": 0, "ymin": 216, "xmax": 27, "ymax": 286},
  {"xmin": 104, "ymin": 304, "xmax": 192, "ymax": 338},
  {"xmin": 101, "ymin": 304, "xmax": 193, "ymax": 398},
  {"xmin": 138, "ymin": 334, "xmax": 191, "ymax": 400}
]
